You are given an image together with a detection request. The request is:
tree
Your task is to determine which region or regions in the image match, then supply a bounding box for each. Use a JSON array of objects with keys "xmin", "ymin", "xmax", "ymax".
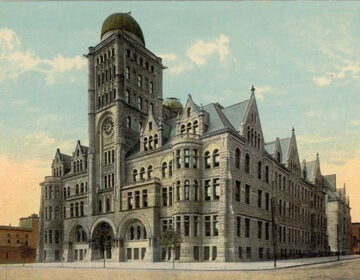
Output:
[
  {"xmin": 90, "ymin": 222, "xmax": 113, "ymax": 268},
  {"xmin": 20, "ymin": 243, "xmax": 34, "ymax": 266},
  {"xmin": 160, "ymin": 228, "xmax": 182, "ymax": 269}
]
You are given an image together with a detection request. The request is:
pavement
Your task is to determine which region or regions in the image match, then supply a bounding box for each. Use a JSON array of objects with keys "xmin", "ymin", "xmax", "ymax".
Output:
[{"xmin": 2, "ymin": 255, "xmax": 360, "ymax": 271}]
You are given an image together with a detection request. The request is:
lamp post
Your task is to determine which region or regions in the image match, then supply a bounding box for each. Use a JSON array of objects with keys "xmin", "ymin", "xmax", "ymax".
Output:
[{"xmin": 337, "ymin": 224, "xmax": 340, "ymax": 261}]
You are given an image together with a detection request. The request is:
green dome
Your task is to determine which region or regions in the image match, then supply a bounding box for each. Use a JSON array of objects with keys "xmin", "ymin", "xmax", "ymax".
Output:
[
  {"xmin": 163, "ymin": 98, "xmax": 183, "ymax": 113},
  {"xmin": 101, "ymin": 13, "xmax": 145, "ymax": 45}
]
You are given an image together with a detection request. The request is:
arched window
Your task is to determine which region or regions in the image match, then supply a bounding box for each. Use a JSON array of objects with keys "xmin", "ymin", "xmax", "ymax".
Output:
[
  {"xmin": 75, "ymin": 203, "xmax": 79, "ymax": 217},
  {"xmin": 184, "ymin": 180, "xmax": 190, "ymax": 200},
  {"xmin": 193, "ymin": 180, "xmax": 199, "ymax": 201},
  {"xmin": 154, "ymin": 134, "xmax": 159, "ymax": 148},
  {"xmin": 204, "ymin": 151, "xmax": 211, "ymax": 169},
  {"xmin": 162, "ymin": 162, "xmax": 167, "ymax": 178},
  {"xmin": 80, "ymin": 183, "xmax": 84, "ymax": 193},
  {"xmin": 169, "ymin": 160, "xmax": 173, "ymax": 177},
  {"xmin": 147, "ymin": 165, "xmax": 153, "ymax": 179},
  {"xmin": 136, "ymin": 226, "xmax": 141, "ymax": 240},
  {"xmin": 106, "ymin": 197, "xmax": 111, "ymax": 212},
  {"xmin": 213, "ymin": 149, "xmax": 220, "ymax": 167},
  {"xmin": 98, "ymin": 199, "xmax": 102, "ymax": 213},
  {"xmin": 125, "ymin": 89, "xmax": 131, "ymax": 104},
  {"xmin": 130, "ymin": 226, "xmax": 135, "ymax": 240},
  {"xmin": 193, "ymin": 120, "xmax": 198, "ymax": 135},
  {"xmin": 63, "ymin": 187, "xmax": 66, "ymax": 198},
  {"xmin": 75, "ymin": 184, "xmax": 79, "ymax": 195},
  {"xmin": 265, "ymin": 166, "xmax": 269, "ymax": 183},
  {"xmin": 235, "ymin": 148, "xmax": 241, "ymax": 168},
  {"xmin": 148, "ymin": 136, "xmax": 153, "ymax": 150},
  {"xmin": 126, "ymin": 116, "xmax": 131, "ymax": 129},
  {"xmin": 143, "ymin": 137, "xmax": 148, "ymax": 151},
  {"xmin": 149, "ymin": 122, "xmax": 153, "ymax": 131},
  {"xmin": 251, "ymin": 128, "xmax": 254, "ymax": 146},
  {"xmin": 187, "ymin": 107, "xmax": 191, "ymax": 117},
  {"xmin": 143, "ymin": 227, "xmax": 147, "ymax": 239},
  {"xmin": 133, "ymin": 169, "xmax": 138, "ymax": 182},
  {"xmin": 247, "ymin": 126, "xmax": 250, "ymax": 141},
  {"xmin": 67, "ymin": 186, "xmax": 70, "ymax": 197},
  {"xmin": 139, "ymin": 167, "xmax": 145, "ymax": 180},
  {"xmin": 176, "ymin": 180, "xmax": 181, "ymax": 201},
  {"xmin": 258, "ymin": 161, "xmax": 262, "ymax": 180},
  {"xmin": 180, "ymin": 124, "xmax": 185, "ymax": 135},
  {"xmin": 279, "ymin": 199, "xmax": 282, "ymax": 216},
  {"xmin": 186, "ymin": 122, "xmax": 192, "ymax": 133},
  {"xmin": 245, "ymin": 154, "xmax": 250, "ymax": 174},
  {"xmin": 258, "ymin": 133, "xmax": 261, "ymax": 148}
]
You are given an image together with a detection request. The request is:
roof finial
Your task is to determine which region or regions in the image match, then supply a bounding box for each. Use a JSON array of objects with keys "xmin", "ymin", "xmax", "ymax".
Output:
[
  {"xmin": 251, "ymin": 85, "xmax": 255, "ymax": 94},
  {"xmin": 292, "ymin": 127, "xmax": 295, "ymax": 134},
  {"xmin": 316, "ymin": 152, "xmax": 319, "ymax": 159}
]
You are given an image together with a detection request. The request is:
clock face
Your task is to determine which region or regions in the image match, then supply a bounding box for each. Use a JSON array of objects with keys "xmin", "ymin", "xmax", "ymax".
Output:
[{"xmin": 103, "ymin": 118, "xmax": 114, "ymax": 136}]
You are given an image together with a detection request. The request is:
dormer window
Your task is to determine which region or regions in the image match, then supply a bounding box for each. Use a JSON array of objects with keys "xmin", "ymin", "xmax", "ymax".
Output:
[
  {"xmin": 149, "ymin": 122, "xmax": 152, "ymax": 131},
  {"xmin": 277, "ymin": 152, "xmax": 281, "ymax": 163},
  {"xmin": 187, "ymin": 107, "xmax": 191, "ymax": 117},
  {"xmin": 193, "ymin": 120, "xmax": 198, "ymax": 134},
  {"xmin": 143, "ymin": 137, "xmax": 148, "ymax": 151},
  {"xmin": 154, "ymin": 134, "xmax": 159, "ymax": 148},
  {"xmin": 180, "ymin": 124, "xmax": 185, "ymax": 135}
]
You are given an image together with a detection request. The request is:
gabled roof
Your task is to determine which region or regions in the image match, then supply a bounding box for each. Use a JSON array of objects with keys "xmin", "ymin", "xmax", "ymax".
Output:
[
  {"xmin": 305, "ymin": 160, "xmax": 316, "ymax": 183},
  {"xmin": 264, "ymin": 141, "xmax": 276, "ymax": 155},
  {"xmin": 54, "ymin": 148, "xmax": 71, "ymax": 166},
  {"xmin": 221, "ymin": 100, "xmax": 249, "ymax": 132},
  {"xmin": 279, "ymin": 137, "xmax": 291, "ymax": 164}
]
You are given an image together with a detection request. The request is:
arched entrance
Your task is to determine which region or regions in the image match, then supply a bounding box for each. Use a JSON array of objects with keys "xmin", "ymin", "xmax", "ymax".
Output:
[
  {"xmin": 67, "ymin": 225, "xmax": 88, "ymax": 262},
  {"xmin": 123, "ymin": 219, "xmax": 148, "ymax": 261},
  {"xmin": 91, "ymin": 222, "xmax": 114, "ymax": 260}
]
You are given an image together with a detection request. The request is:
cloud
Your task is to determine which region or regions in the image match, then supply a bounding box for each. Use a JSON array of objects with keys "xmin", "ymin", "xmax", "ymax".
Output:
[
  {"xmin": 159, "ymin": 53, "xmax": 177, "ymax": 62},
  {"xmin": 297, "ymin": 134, "xmax": 332, "ymax": 144},
  {"xmin": 313, "ymin": 76, "xmax": 332, "ymax": 87},
  {"xmin": 0, "ymin": 28, "xmax": 86, "ymax": 84},
  {"xmin": 24, "ymin": 133, "xmax": 55, "ymax": 147},
  {"xmin": 255, "ymin": 86, "xmax": 271, "ymax": 102},
  {"xmin": 350, "ymin": 120, "xmax": 360, "ymax": 127},
  {"xmin": 303, "ymin": 111, "xmax": 321, "ymax": 118},
  {"xmin": 187, "ymin": 34, "xmax": 230, "ymax": 66}
]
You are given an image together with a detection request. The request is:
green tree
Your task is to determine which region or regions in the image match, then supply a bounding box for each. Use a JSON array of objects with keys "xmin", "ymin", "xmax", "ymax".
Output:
[
  {"xmin": 159, "ymin": 228, "xmax": 182, "ymax": 269},
  {"xmin": 91, "ymin": 222, "xmax": 113, "ymax": 268}
]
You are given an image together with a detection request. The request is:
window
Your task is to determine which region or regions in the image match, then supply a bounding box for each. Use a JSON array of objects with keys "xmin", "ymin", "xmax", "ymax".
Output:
[
  {"xmin": 169, "ymin": 160, "xmax": 173, "ymax": 177},
  {"xmin": 187, "ymin": 107, "xmax": 191, "ymax": 117},
  {"xmin": 137, "ymin": 96, "xmax": 142, "ymax": 110},
  {"xmin": 193, "ymin": 149, "xmax": 198, "ymax": 168},
  {"xmin": 147, "ymin": 165, "xmax": 153, "ymax": 179},
  {"xmin": 184, "ymin": 216, "xmax": 190, "ymax": 236},
  {"xmin": 246, "ymin": 247, "xmax": 251, "ymax": 259},
  {"xmin": 235, "ymin": 180, "xmax": 241, "ymax": 202},
  {"xmin": 142, "ymin": 190, "xmax": 148, "ymax": 207},
  {"xmin": 205, "ymin": 216, "xmax": 211, "ymax": 236},
  {"xmin": 204, "ymin": 151, "xmax": 211, "ymax": 169},
  {"xmin": 126, "ymin": 67, "xmax": 130, "ymax": 80},
  {"xmin": 161, "ymin": 162, "xmax": 167, "ymax": 178},
  {"xmin": 169, "ymin": 187, "xmax": 173, "ymax": 206},
  {"xmin": 238, "ymin": 247, "xmax": 243, "ymax": 259},
  {"xmin": 126, "ymin": 89, "xmax": 131, "ymax": 104},
  {"xmin": 213, "ymin": 178, "xmax": 220, "ymax": 200},
  {"xmin": 137, "ymin": 75, "xmax": 142, "ymax": 87},
  {"xmin": 237, "ymin": 216, "xmax": 241, "ymax": 237},
  {"xmin": 149, "ymin": 82, "xmax": 153, "ymax": 94},
  {"xmin": 140, "ymin": 167, "xmax": 145, "ymax": 180},
  {"xmin": 126, "ymin": 116, "xmax": 131, "ymax": 129},
  {"xmin": 184, "ymin": 180, "xmax": 190, "ymax": 200},
  {"xmin": 204, "ymin": 180, "xmax": 211, "ymax": 201},
  {"xmin": 258, "ymin": 161, "xmax": 262, "ymax": 180},
  {"xmin": 133, "ymin": 169, "xmax": 138, "ymax": 182},
  {"xmin": 258, "ymin": 221, "xmax": 262, "ymax": 239},
  {"xmin": 176, "ymin": 216, "xmax": 181, "ymax": 234},
  {"xmin": 176, "ymin": 181, "xmax": 181, "ymax": 201},
  {"xmin": 176, "ymin": 150, "xmax": 181, "ymax": 168},
  {"xmin": 245, "ymin": 154, "xmax": 250, "ymax": 174},
  {"xmin": 265, "ymin": 192, "xmax": 270, "ymax": 211},
  {"xmin": 127, "ymin": 192, "xmax": 133, "ymax": 209},
  {"xmin": 184, "ymin": 149, "xmax": 190, "ymax": 168},
  {"xmin": 265, "ymin": 222, "xmax": 270, "ymax": 240},
  {"xmin": 213, "ymin": 215, "xmax": 218, "ymax": 236},
  {"xmin": 193, "ymin": 216, "xmax": 199, "ymax": 237},
  {"xmin": 193, "ymin": 120, "xmax": 198, "ymax": 134},
  {"xmin": 213, "ymin": 149, "xmax": 220, "ymax": 167},
  {"xmin": 245, "ymin": 218, "xmax": 250, "ymax": 238},
  {"xmin": 259, "ymin": 247, "xmax": 264, "ymax": 259},
  {"xmin": 135, "ymin": 191, "xmax": 140, "ymax": 208},
  {"xmin": 193, "ymin": 180, "xmax": 199, "ymax": 201},
  {"xmin": 258, "ymin": 189, "xmax": 262, "ymax": 208},
  {"xmin": 162, "ymin": 188, "xmax": 167, "ymax": 206},
  {"xmin": 265, "ymin": 166, "xmax": 269, "ymax": 183},
  {"xmin": 235, "ymin": 148, "xmax": 241, "ymax": 168},
  {"xmin": 245, "ymin": 184, "xmax": 250, "ymax": 204}
]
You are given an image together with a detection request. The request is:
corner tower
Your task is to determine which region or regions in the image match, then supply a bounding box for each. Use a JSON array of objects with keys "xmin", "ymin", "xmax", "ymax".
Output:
[{"xmin": 86, "ymin": 12, "xmax": 164, "ymax": 215}]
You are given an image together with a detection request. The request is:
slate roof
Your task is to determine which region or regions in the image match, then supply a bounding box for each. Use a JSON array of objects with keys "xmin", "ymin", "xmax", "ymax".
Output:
[
  {"xmin": 279, "ymin": 137, "xmax": 291, "ymax": 164},
  {"xmin": 305, "ymin": 160, "xmax": 316, "ymax": 182},
  {"xmin": 264, "ymin": 141, "xmax": 276, "ymax": 155},
  {"xmin": 221, "ymin": 100, "xmax": 249, "ymax": 131}
]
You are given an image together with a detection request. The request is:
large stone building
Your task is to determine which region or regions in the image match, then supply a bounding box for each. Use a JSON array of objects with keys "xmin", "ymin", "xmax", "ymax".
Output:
[
  {"xmin": 37, "ymin": 13, "xmax": 350, "ymax": 263},
  {"xmin": 0, "ymin": 214, "xmax": 39, "ymax": 263}
]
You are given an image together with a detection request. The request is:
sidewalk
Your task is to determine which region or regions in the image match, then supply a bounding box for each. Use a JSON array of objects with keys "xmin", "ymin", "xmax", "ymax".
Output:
[{"xmin": 4, "ymin": 255, "xmax": 360, "ymax": 271}]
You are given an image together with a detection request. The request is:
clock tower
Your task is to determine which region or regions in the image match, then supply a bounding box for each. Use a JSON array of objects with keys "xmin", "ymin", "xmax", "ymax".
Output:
[{"xmin": 86, "ymin": 12, "xmax": 164, "ymax": 215}]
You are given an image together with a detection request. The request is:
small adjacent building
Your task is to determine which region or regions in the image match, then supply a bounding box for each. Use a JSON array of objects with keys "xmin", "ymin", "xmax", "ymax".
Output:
[
  {"xmin": 0, "ymin": 214, "xmax": 39, "ymax": 263},
  {"xmin": 351, "ymin": 222, "xmax": 360, "ymax": 254}
]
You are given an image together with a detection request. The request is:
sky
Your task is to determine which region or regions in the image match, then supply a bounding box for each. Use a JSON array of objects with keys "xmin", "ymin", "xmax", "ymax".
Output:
[{"xmin": 0, "ymin": 1, "xmax": 359, "ymax": 226}]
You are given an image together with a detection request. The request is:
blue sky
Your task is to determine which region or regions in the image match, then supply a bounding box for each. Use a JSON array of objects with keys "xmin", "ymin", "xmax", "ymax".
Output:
[{"xmin": 0, "ymin": 1, "xmax": 359, "ymax": 225}]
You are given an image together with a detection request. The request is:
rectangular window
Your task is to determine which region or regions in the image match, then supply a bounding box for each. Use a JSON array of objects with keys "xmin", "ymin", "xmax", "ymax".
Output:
[
  {"xmin": 204, "ymin": 180, "xmax": 211, "ymax": 201},
  {"xmin": 137, "ymin": 96, "xmax": 142, "ymax": 110},
  {"xmin": 205, "ymin": 216, "xmax": 211, "ymax": 236},
  {"xmin": 149, "ymin": 82, "xmax": 153, "ymax": 94},
  {"xmin": 137, "ymin": 75, "xmax": 142, "ymax": 87},
  {"xmin": 176, "ymin": 150, "xmax": 181, "ymax": 169},
  {"xmin": 245, "ymin": 184, "xmax": 250, "ymax": 204},
  {"xmin": 212, "ymin": 246, "xmax": 217, "ymax": 261},
  {"xmin": 169, "ymin": 187, "xmax": 173, "ymax": 206},
  {"xmin": 127, "ymin": 248, "xmax": 132, "ymax": 260},
  {"xmin": 193, "ymin": 216, "xmax": 198, "ymax": 237},
  {"xmin": 235, "ymin": 180, "xmax": 241, "ymax": 202},
  {"xmin": 126, "ymin": 67, "xmax": 130, "ymax": 80},
  {"xmin": 193, "ymin": 246, "xmax": 200, "ymax": 261},
  {"xmin": 49, "ymin": 230, "xmax": 53, "ymax": 244},
  {"xmin": 162, "ymin": 220, "xmax": 167, "ymax": 233},
  {"xmin": 258, "ymin": 189, "xmax": 262, "ymax": 208},
  {"xmin": 193, "ymin": 149, "xmax": 198, "ymax": 168},
  {"xmin": 259, "ymin": 247, "xmax": 264, "ymax": 259},
  {"xmin": 238, "ymin": 247, "xmax": 243, "ymax": 258},
  {"xmin": 237, "ymin": 216, "xmax": 241, "ymax": 237},
  {"xmin": 203, "ymin": 246, "xmax": 210, "ymax": 260},
  {"xmin": 134, "ymin": 248, "xmax": 139, "ymax": 260},
  {"xmin": 213, "ymin": 178, "xmax": 220, "ymax": 200},
  {"xmin": 265, "ymin": 192, "xmax": 270, "ymax": 211},
  {"xmin": 184, "ymin": 149, "xmax": 190, "ymax": 168},
  {"xmin": 142, "ymin": 190, "xmax": 148, "ymax": 207},
  {"xmin": 246, "ymin": 247, "xmax": 251, "ymax": 259},
  {"xmin": 128, "ymin": 192, "xmax": 133, "ymax": 209},
  {"xmin": 245, "ymin": 218, "xmax": 250, "ymax": 238},
  {"xmin": 55, "ymin": 230, "xmax": 60, "ymax": 244},
  {"xmin": 176, "ymin": 216, "xmax": 181, "ymax": 234},
  {"xmin": 135, "ymin": 191, "xmax": 140, "ymax": 208},
  {"xmin": 213, "ymin": 215, "xmax": 219, "ymax": 236},
  {"xmin": 265, "ymin": 222, "xmax": 270, "ymax": 240},
  {"xmin": 258, "ymin": 221, "xmax": 262, "ymax": 239},
  {"xmin": 184, "ymin": 216, "xmax": 190, "ymax": 236},
  {"xmin": 162, "ymin": 188, "xmax": 167, "ymax": 206}
]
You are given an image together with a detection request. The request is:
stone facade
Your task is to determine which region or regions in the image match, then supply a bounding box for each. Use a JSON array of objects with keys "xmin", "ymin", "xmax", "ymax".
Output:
[
  {"xmin": 37, "ymin": 13, "xmax": 351, "ymax": 263},
  {"xmin": 351, "ymin": 223, "xmax": 360, "ymax": 254}
]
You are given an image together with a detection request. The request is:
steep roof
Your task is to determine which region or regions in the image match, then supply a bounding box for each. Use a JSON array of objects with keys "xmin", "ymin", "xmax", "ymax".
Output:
[{"xmin": 221, "ymin": 100, "xmax": 249, "ymax": 131}]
